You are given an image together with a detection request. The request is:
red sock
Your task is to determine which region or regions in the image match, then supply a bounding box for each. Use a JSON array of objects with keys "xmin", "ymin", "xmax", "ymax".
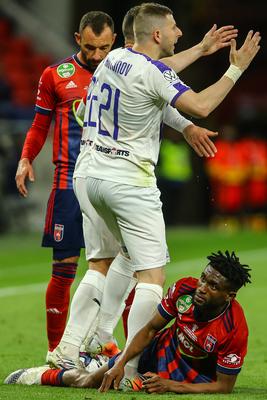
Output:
[
  {"xmin": 122, "ymin": 287, "xmax": 135, "ymax": 338},
  {"xmin": 41, "ymin": 369, "xmax": 65, "ymax": 386},
  {"xmin": 46, "ymin": 262, "xmax": 77, "ymax": 351}
]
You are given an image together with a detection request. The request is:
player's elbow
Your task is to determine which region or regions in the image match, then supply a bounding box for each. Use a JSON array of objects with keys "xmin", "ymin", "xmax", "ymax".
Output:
[
  {"xmin": 216, "ymin": 383, "xmax": 234, "ymax": 394},
  {"xmin": 220, "ymin": 386, "xmax": 233, "ymax": 394},
  {"xmin": 175, "ymin": 96, "xmax": 210, "ymax": 119},
  {"xmin": 191, "ymin": 104, "xmax": 210, "ymax": 119}
]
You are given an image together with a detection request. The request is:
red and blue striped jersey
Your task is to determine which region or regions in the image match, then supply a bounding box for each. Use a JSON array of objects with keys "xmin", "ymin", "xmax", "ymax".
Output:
[
  {"xmin": 35, "ymin": 55, "xmax": 93, "ymax": 189},
  {"xmin": 154, "ymin": 277, "xmax": 248, "ymax": 383}
]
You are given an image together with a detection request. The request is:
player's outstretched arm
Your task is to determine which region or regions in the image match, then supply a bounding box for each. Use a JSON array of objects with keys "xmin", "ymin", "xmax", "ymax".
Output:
[
  {"xmin": 99, "ymin": 311, "xmax": 168, "ymax": 392},
  {"xmin": 161, "ymin": 24, "xmax": 238, "ymax": 73},
  {"xmin": 163, "ymin": 106, "xmax": 218, "ymax": 157},
  {"xmin": 15, "ymin": 158, "xmax": 35, "ymax": 197},
  {"xmin": 142, "ymin": 371, "xmax": 237, "ymax": 394},
  {"xmin": 174, "ymin": 30, "xmax": 261, "ymax": 118},
  {"xmin": 182, "ymin": 124, "xmax": 218, "ymax": 158}
]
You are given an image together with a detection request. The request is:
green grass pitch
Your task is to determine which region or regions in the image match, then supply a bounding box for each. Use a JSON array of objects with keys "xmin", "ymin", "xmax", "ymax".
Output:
[{"xmin": 0, "ymin": 228, "xmax": 267, "ymax": 399}]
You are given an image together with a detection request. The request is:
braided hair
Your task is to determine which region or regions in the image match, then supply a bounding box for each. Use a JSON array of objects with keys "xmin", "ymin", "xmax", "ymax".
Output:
[{"xmin": 207, "ymin": 250, "xmax": 251, "ymax": 291}]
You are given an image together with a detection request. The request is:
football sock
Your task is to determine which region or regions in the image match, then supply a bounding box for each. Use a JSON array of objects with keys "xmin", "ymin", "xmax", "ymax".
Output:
[
  {"xmin": 124, "ymin": 282, "xmax": 163, "ymax": 378},
  {"xmin": 96, "ymin": 253, "xmax": 134, "ymax": 343},
  {"xmin": 59, "ymin": 269, "xmax": 105, "ymax": 357},
  {"xmin": 122, "ymin": 286, "xmax": 136, "ymax": 338},
  {"xmin": 41, "ymin": 368, "xmax": 65, "ymax": 386},
  {"xmin": 46, "ymin": 262, "xmax": 77, "ymax": 351}
]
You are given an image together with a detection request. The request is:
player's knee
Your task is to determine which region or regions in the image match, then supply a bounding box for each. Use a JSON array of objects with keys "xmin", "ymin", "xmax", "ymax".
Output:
[
  {"xmin": 89, "ymin": 258, "xmax": 114, "ymax": 275},
  {"xmin": 137, "ymin": 267, "xmax": 165, "ymax": 286}
]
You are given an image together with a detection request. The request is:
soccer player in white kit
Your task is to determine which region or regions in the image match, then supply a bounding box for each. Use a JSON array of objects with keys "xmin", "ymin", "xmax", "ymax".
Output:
[{"xmin": 52, "ymin": 3, "xmax": 260, "ymax": 384}]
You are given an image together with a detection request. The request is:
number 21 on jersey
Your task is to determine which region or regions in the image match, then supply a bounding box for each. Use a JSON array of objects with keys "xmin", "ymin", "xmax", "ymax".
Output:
[{"xmin": 84, "ymin": 82, "xmax": 120, "ymax": 141}]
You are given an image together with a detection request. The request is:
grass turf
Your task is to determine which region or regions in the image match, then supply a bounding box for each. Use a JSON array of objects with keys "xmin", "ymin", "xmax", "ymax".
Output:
[{"xmin": 0, "ymin": 228, "xmax": 267, "ymax": 399}]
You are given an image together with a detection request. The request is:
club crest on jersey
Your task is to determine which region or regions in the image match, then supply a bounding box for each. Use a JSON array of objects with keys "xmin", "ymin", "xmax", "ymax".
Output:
[
  {"xmin": 204, "ymin": 334, "xmax": 217, "ymax": 352},
  {"xmin": 57, "ymin": 63, "xmax": 75, "ymax": 78},
  {"xmin": 177, "ymin": 294, "xmax": 192, "ymax": 313},
  {"xmin": 54, "ymin": 224, "xmax": 64, "ymax": 242}
]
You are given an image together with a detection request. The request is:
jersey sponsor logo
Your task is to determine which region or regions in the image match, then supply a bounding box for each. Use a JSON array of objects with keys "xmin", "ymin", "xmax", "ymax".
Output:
[
  {"xmin": 80, "ymin": 139, "xmax": 130, "ymax": 157},
  {"xmin": 177, "ymin": 294, "xmax": 193, "ymax": 313},
  {"xmin": 177, "ymin": 331, "xmax": 194, "ymax": 353},
  {"xmin": 204, "ymin": 333, "xmax": 217, "ymax": 352},
  {"xmin": 81, "ymin": 139, "xmax": 93, "ymax": 147},
  {"xmin": 223, "ymin": 353, "xmax": 241, "ymax": 365},
  {"xmin": 94, "ymin": 144, "xmax": 130, "ymax": 157},
  {"xmin": 65, "ymin": 80, "xmax": 77, "ymax": 89},
  {"xmin": 163, "ymin": 69, "xmax": 177, "ymax": 82},
  {"xmin": 57, "ymin": 63, "xmax": 75, "ymax": 78},
  {"xmin": 54, "ymin": 224, "xmax": 64, "ymax": 242}
]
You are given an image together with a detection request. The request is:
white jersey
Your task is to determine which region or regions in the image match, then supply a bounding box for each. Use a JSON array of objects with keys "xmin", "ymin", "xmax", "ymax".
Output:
[{"xmin": 74, "ymin": 47, "xmax": 190, "ymax": 187}]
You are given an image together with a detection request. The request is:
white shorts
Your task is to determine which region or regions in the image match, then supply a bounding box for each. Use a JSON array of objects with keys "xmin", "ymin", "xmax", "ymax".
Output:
[
  {"xmin": 73, "ymin": 177, "xmax": 120, "ymax": 261},
  {"xmin": 85, "ymin": 177, "xmax": 169, "ymax": 271}
]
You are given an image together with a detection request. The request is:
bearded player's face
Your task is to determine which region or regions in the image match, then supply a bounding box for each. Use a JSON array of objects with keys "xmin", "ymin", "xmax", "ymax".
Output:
[{"xmin": 75, "ymin": 25, "xmax": 116, "ymax": 71}]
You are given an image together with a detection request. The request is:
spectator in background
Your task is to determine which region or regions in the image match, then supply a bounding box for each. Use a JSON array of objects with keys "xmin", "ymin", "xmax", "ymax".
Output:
[
  {"xmin": 241, "ymin": 125, "xmax": 267, "ymax": 230},
  {"xmin": 206, "ymin": 123, "xmax": 267, "ymax": 231},
  {"xmin": 156, "ymin": 128, "xmax": 192, "ymax": 226},
  {"xmin": 205, "ymin": 124, "xmax": 249, "ymax": 229}
]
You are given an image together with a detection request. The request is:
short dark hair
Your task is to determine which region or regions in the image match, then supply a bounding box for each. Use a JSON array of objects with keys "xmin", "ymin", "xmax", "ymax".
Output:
[
  {"xmin": 138, "ymin": 2, "xmax": 173, "ymax": 18},
  {"xmin": 134, "ymin": 2, "xmax": 173, "ymax": 42},
  {"xmin": 122, "ymin": 6, "xmax": 140, "ymax": 43},
  {"xmin": 79, "ymin": 11, "xmax": 114, "ymax": 35},
  {"xmin": 207, "ymin": 250, "xmax": 251, "ymax": 291}
]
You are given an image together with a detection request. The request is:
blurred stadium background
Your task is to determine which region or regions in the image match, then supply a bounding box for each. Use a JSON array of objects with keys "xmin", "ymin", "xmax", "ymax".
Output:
[{"xmin": 0, "ymin": 0, "xmax": 266, "ymax": 233}]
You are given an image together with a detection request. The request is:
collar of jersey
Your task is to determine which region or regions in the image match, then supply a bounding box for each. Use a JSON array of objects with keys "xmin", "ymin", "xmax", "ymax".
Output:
[
  {"xmin": 73, "ymin": 54, "xmax": 93, "ymax": 71},
  {"xmin": 126, "ymin": 47, "xmax": 152, "ymax": 62}
]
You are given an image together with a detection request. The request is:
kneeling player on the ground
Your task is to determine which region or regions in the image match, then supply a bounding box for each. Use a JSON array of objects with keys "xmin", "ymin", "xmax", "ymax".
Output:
[{"xmin": 5, "ymin": 251, "xmax": 251, "ymax": 394}]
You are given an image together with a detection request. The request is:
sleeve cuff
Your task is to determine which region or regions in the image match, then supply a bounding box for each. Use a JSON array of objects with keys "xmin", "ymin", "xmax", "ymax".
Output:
[{"xmin": 217, "ymin": 364, "xmax": 241, "ymax": 375}]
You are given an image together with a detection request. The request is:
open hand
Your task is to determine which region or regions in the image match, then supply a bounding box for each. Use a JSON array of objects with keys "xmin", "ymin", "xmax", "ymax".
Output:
[
  {"xmin": 200, "ymin": 24, "xmax": 238, "ymax": 56},
  {"xmin": 183, "ymin": 124, "xmax": 218, "ymax": 157},
  {"xmin": 15, "ymin": 158, "xmax": 35, "ymax": 197},
  {"xmin": 230, "ymin": 30, "xmax": 261, "ymax": 71}
]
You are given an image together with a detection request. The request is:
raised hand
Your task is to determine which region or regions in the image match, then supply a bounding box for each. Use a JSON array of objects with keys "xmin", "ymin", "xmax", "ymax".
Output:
[
  {"xmin": 200, "ymin": 24, "xmax": 238, "ymax": 56},
  {"xmin": 230, "ymin": 30, "xmax": 261, "ymax": 71},
  {"xmin": 15, "ymin": 158, "xmax": 35, "ymax": 197}
]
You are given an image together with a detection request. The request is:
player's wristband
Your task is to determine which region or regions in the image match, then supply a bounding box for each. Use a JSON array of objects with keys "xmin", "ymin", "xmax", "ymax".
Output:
[{"xmin": 224, "ymin": 65, "xmax": 243, "ymax": 84}]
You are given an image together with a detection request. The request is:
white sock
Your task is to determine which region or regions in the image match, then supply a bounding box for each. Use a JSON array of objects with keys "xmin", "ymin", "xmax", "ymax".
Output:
[
  {"xmin": 60, "ymin": 269, "xmax": 105, "ymax": 356},
  {"xmin": 124, "ymin": 282, "xmax": 163, "ymax": 378},
  {"xmin": 96, "ymin": 253, "xmax": 134, "ymax": 343},
  {"xmin": 112, "ymin": 276, "xmax": 138, "ymax": 331}
]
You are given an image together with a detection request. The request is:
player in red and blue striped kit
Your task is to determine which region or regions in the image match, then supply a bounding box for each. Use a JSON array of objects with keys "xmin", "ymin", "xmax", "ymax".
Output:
[
  {"xmin": 15, "ymin": 11, "xmax": 116, "ymax": 352},
  {"xmin": 99, "ymin": 250, "xmax": 251, "ymax": 393}
]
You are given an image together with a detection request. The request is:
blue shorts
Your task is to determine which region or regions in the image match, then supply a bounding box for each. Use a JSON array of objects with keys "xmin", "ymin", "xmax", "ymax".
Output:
[{"xmin": 42, "ymin": 189, "xmax": 85, "ymax": 253}]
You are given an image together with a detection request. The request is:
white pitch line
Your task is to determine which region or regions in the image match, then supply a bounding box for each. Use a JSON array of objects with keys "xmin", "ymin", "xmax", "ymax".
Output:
[
  {"xmin": 0, "ymin": 247, "xmax": 266, "ymax": 298},
  {"xmin": 0, "ymin": 283, "xmax": 47, "ymax": 298}
]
